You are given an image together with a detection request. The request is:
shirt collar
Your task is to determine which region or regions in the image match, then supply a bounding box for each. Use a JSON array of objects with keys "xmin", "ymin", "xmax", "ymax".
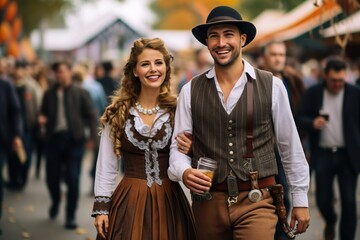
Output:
[{"xmin": 205, "ymin": 59, "xmax": 257, "ymax": 80}]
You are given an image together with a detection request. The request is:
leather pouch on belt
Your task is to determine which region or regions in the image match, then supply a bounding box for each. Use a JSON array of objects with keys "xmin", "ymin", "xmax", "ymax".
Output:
[{"xmin": 269, "ymin": 184, "xmax": 296, "ymax": 239}]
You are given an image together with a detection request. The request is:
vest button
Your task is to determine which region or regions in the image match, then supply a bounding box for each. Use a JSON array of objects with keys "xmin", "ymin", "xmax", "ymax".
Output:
[
  {"xmin": 229, "ymin": 134, "xmax": 233, "ymax": 138},
  {"xmin": 229, "ymin": 120, "xmax": 233, "ymax": 124},
  {"xmin": 229, "ymin": 158, "xmax": 234, "ymax": 163},
  {"xmin": 148, "ymin": 139, "xmax": 153, "ymax": 143},
  {"xmin": 228, "ymin": 126, "xmax": 232, "ymax": 130},
  {"xmin": 229, "ymin": 151, "xmax": 234, "ymax": 155},
  {"xmin": 229, "ymin": 142, "xmax": 233, "ymax": 147}
]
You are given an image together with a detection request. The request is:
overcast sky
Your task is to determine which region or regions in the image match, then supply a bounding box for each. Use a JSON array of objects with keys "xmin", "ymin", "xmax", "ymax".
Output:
[{"xmin": 66, "ymin": 0, "xmax": 156, "ymax": 33}]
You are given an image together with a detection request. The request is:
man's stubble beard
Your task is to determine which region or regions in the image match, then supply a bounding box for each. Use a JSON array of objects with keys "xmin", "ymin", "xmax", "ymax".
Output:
[{"xmin": 212, "ymin": 47, "xmax": 241, "ymax": 68}]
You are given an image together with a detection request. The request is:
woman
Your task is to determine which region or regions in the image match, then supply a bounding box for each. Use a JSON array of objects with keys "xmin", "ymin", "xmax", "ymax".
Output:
[{"xmin": 92, "ymin": 38, "xmax": 196, "ymax": 240}]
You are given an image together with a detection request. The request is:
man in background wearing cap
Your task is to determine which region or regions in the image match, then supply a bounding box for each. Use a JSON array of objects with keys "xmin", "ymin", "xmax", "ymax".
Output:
[{"xmin": 168, "ymin": 6, "xmax": 310, "ymax": 239}]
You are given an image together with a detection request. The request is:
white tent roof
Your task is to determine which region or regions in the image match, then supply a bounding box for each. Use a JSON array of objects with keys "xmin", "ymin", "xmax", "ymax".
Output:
[
  {"xmin": 30, "ymin": 12, "xmax": 142, "ymax": 51},
  {"xmin": 248, "ymin": 0, "xmax": 342, "ymax": 48},
  {"xmin": 30, "ymin": 0, "xmax": 152, "ymax": 51},
  {"xmin": 321, "ymin": 10, "xmax": 360, "ymax": 37},
  {"xmin": 148, "ymin": 30, "xmax": 203, "ymax": 52}
]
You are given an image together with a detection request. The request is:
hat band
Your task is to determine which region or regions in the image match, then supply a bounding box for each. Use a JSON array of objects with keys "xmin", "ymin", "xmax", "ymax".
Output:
[{"xmin": 207, "ymin": 16, "xmax": 241, "ymax": 23}]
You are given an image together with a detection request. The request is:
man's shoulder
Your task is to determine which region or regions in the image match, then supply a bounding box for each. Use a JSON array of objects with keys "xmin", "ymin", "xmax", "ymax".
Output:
[
  {"xmin": 252, "ymin": 67, "xmax": 273, "ymax": 82},
  {"xmin": 0, "ymin": 78, "xmax": 11, "ymax": 88},
  {"xmin": 253, "ymin": 67, "xmax": 272, "ymax": 75},
  {"xmin": 192, "ymin": 71, "xmax": 209, "ymax": 81}
]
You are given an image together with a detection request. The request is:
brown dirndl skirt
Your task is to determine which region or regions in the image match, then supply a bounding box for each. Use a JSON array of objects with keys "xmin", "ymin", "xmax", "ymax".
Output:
[{"xmin": 98, "ymin": 177, "xmax": 196, "ymax": 240}]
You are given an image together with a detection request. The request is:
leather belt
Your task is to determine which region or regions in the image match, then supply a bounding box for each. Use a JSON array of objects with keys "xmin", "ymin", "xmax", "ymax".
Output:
[
  {"xmin": 211, "ymin": 176, "xmax": 276, "ymax": 192},
  {"xmin": 320, "ymin": 147, "xmax": 345, "ymax": 153}
]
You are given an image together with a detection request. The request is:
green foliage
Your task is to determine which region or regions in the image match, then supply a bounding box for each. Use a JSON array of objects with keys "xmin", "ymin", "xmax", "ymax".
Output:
[
  {"xmin": 150, "ymin": 0, "xmax": 306, "ymax": 29},
  {"xmin": 240, "ymin": 0, "xmax": 306, "ymax": 19},
  {"xmin": 150, "ymin": 0, "xmax": 239, "ymax": 29},
  {"xmin": 17, "ymin": 0, "xmax": 94, "ymax": 36}
]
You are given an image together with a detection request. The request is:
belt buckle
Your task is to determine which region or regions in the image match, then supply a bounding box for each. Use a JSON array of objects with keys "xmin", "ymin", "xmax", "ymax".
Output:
[
  {"xmin": 248, "ymin": 189, "xmax": 263, "ymax": 202},
  {"xmin": 248, "ymin": 171, "xmax": 263, "ymax": 203}
]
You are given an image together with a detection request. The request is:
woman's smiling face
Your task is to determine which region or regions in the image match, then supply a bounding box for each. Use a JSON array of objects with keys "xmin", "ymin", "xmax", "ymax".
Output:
[{"xmin": 134, "ymin": 48, "xmax": 166, "ymax": 91}]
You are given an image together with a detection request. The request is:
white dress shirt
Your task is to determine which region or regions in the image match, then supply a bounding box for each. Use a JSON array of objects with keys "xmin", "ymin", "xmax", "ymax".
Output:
[
  {"xmin": 168, "ymin": 59, "xmax": 310, "ymax": 207},
  {"xmin": 320, "ymin": 88, "xmax": 345, "ymax": 147}
]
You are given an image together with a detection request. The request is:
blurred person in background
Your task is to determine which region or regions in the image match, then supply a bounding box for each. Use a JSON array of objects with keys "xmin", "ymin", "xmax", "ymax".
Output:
[
  {"xmin": 0, "ymin": 57, "xmax": 11, "ymax": 81},
  {"xmin": 353, "ymin": 57, "xmax": 360, "ymax": 87},
  {"xmin": 297, "ymin": 56, "xmax": 360, "ymax": 240},
  {"xmin": 94, "ymin": 62, "xmax": 105, "ymax": 82},
  {"xmin": 31, "ymin": 59, "xmax": 51, "ymax": 179},
  {"xmin": 302, "ymin": 58, "xmax": 322, "ymax": 89},
  {"xmin": 74, "ymin": 61, "xmax": 107, "ymax": 119},
  {"xmin": 177, "ymin": 47, "xmax": 213, "ymax": 94},
  {"xmin": 97, "ymin": 61, "xmax": 118, "ymax": 103},
  {"xmin": 261, "ymin": 41, "xmax": 305, "ymax": 240},
  {"xmin": 0, "ymin": 77, "xmax": 23, "ymax": 233},
  {"xmin": 72, "ymin": 62, "xmax": 107, "ymax": 195},
  {"xmin": 7, "ymin": 60, "xmax": 40, "ymax": 190},
  {"xmin": 38, "ymin": 61, "xmax": 98, "ymax": 229}
]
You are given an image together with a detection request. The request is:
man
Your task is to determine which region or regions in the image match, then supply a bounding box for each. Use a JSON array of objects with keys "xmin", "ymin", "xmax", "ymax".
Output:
[
  {"xmin": 177, "ymin": 47, "xmax": 213, "ymax": 93},
  {"xmin": 261, "ymin": 41, "xmax": 304, "ymax": 114},
  {"xmin": 168, "ymin": 6, "xmax": 310, "ymax": 239},
  {"xmin": 97, "ymin": 61, "xmax": 118, "ymax": 103},
  {"xmin": 297, "ymin": 57, "xmax": 359, "ymax": 240},
  {"xmin": 0, "ymin": 78, "xmax": 23, "ymax": 231},
  {"xmin": 7, "ymin": 60, "xmax": 40, "ymax": 190},
  {"xmin": 73, "ymin": 61, "xmax": 107, "ymax": 195},
  {"xmin": 39, "ymin": 61, "xmax": 98, "ymax": 229},
  {"xmin": 261, "ymin": 41, "xmax": 305, "ymax": 240}
]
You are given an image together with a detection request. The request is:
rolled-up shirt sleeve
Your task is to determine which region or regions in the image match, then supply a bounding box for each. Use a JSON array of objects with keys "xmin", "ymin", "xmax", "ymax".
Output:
[
  {"xmin": 272, "ymin": 77, "xmax": 310, "ymax": 207},
  {"xmin": 168, "ymin": 82, "xmax": 193, "ymax": 182}
]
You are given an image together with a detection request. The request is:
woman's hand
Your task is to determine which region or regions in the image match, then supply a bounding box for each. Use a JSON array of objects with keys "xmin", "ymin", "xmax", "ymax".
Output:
[
  {"xmin": 94, "ymin": 214, "xmax": 109, "ymax": 239},
  {"xmin": 176, "ymin": 132, "xmax": 192, "ymax": 155}
]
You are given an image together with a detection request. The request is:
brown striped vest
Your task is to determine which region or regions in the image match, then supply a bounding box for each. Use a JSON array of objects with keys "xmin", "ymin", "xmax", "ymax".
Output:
[{"xmin": 191, "ymin": 68, "xmax": 277, "ymax": 183}]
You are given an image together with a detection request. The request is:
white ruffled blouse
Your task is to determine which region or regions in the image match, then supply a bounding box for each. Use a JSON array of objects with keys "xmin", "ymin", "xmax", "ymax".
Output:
[{"xmin": 94, "ymin": 107, "xmax": 171, "ymax": 198}]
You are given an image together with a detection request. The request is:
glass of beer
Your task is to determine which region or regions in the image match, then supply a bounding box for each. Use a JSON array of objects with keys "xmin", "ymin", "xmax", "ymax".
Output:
[
  {"xmin": 197, "ymin": 157, "xmax": 217, "ymax": 180},
  {"xmin": 194, "ymin": 157, "xmax": 217, "ymax": 200}
]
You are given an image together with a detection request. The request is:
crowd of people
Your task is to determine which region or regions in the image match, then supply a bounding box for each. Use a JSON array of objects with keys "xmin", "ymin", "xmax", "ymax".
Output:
[
  {"xmin": 0, "ymin": 58, "xmax": 120, "ymax": 230},
  {"xmin": 1, "ymin": 5, "xmax": 360, "ymax": 240}
]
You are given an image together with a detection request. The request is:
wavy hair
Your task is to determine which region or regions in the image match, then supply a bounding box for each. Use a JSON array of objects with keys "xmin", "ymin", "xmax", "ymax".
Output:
[{"xmin": 101, "ymin": 37, "xmax": 177, "ymax": 158}]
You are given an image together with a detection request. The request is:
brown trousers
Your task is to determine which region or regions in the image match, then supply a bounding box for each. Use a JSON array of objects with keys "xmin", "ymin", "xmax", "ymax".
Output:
[{"xmin": 192, "ymin": 188, "xmax": 277, "ymax": 240}]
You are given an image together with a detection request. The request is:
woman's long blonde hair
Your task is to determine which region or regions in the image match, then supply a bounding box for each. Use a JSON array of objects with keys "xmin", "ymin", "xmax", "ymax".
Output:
[{"xmin": 101, "ymin": 37, "xmax": 177, "ymax": 158}]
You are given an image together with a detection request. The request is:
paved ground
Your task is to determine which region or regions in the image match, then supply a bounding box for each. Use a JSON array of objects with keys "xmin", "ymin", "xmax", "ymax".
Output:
[{"xmin": 1, "ymin": 150, "xmax": 359, "ymax": 240}]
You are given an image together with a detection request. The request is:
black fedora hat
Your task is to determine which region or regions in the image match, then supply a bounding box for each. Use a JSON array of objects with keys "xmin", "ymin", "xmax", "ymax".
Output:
[{"xmin": 192, "ymin": 6, "xmax": 256, "ymax": 47}]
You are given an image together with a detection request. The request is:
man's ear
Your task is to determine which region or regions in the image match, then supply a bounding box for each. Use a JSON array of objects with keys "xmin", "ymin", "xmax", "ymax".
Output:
[{"xmin": 241, "ymin": 34, "xmax": 247, "ymax": 47}]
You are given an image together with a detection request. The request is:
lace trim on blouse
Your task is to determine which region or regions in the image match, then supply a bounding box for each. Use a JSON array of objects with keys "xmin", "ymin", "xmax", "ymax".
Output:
[
  {"xmin": 125, "ymin": 118, "xmax": 172, "ymax": 187},
  {"xmin": 130, "ymin": 107, "xmax": 169, "ymax": 137},
  {"xmin": 91, "ymin": 196, "xmax": 111, "ymax": 217}
]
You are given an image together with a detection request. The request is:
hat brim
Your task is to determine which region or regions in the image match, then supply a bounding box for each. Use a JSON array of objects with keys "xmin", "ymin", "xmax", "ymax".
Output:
[{"xmin": 192, "ymin": 20, "xmax": 256, "ymax": 47}]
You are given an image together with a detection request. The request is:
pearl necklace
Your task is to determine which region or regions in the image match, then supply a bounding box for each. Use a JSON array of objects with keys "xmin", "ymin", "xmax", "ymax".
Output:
[{"xmin": 135, "ymin": 102, "xmax": 160, "ymax": 115}]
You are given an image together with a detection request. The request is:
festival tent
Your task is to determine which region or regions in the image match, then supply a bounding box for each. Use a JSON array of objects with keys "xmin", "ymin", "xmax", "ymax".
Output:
[
  {"xmin": 321, "ymin": 9, "xmax": 360, "ymax": 38},
  {"xmin": 247, "ymin": 0, "xmax": 342, "ymax": 50}
]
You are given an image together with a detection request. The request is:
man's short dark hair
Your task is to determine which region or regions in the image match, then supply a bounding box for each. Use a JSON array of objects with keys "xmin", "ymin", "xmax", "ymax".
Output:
[
  {"xmin": 102, "ymin": 61, "xmax": 113, "ymax": 74},
  {"xmin": 51, "ymin": 61, "xmax": 72, "ymax": 72},
  {"xmin": 324, "ymin": 57, "xmax": 347, "ymax": 74}
]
